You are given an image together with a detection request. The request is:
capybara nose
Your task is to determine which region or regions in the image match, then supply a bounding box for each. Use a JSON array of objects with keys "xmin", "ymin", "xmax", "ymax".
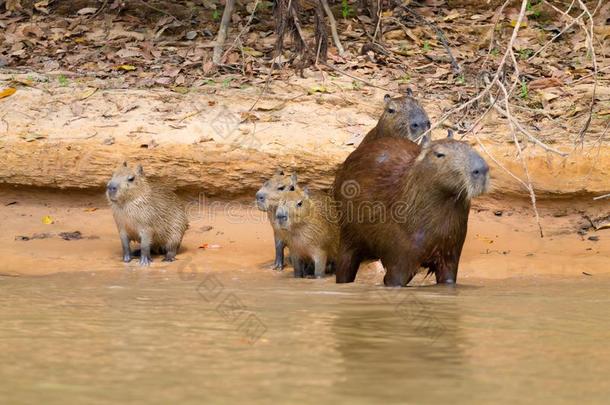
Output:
[
  {"xmin": 107, "ymin": 183, "xmax": 118, "ymax": 194},
  {"xmin": 471, "ymin": 156, "xmax": 489, "ymax": 178},
  {"xmin": 275, "ymin": 207, "xmax": 288, "ymax": 223}
]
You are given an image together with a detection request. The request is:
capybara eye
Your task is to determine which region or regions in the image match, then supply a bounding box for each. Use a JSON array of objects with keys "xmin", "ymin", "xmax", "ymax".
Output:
[
  {"xmin": 435, "ymin": 152, "xmax": 445, "ymax": 158},
  {"xmin": 127, "ymin": 175, "xmax": 135, "ymax": 182},
  {"xmin": 387, "ymin": 108, "xmax": 395, "ymax": 114},
  {"xmin": 297, "ymin": 201, "xmax": 303, "ymax": 207},
  {"xmin": 278, "ymin": 186, "xmax": 285, "ymax": 191},
  {"xmin": 411, "ymin": 123, "xmax": 419, "ymax": 129},
  {"xmin": 289, "ymin": 186, "xmax": 295, "ymax": 191}
]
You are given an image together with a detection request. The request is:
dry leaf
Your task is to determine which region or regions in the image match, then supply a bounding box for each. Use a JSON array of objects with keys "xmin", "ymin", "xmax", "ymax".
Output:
[
  {"xmin": 42, "ymin": 215, "xmax": 54, "ymax": 225},
  {"xmin": 115, "ymin": 65, "xmax": 137, "ymax": 71},
  {"xmin": 79, "ymin": 87, "xmax": 97, "ymax": 100},
  {"xmin": 0, "ymin": 87, "xmax": 17, "ymax": 99}
]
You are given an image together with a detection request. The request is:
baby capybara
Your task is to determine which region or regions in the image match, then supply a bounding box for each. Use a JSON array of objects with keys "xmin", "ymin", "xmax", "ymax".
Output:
[
  {"xmin": 275, "ymin": 188, "xmax": 339, "ymax": 278},
  {"xmin": 358, "ymin": 88, "xmax": 430, "ymax": 147},
  {"xmin": 333, "ymin": 131, "xmax": 490, "ymax": 286},
  {"xmin": 106, "ymin": 162, "xmax": 189, "ymax": 266},
  {"xmin": 255, "ymin": 170, "xmax": 299, "ymax": 270}
]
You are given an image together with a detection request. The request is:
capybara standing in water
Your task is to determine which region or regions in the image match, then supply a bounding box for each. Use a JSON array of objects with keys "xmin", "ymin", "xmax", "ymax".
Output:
[
  {"xmin": 255, "ymin": 170, "xmax": 299, "ymax": 270},
  {"xmin": 275, "ymin": 188, "xmax": 339, "ymax": 278},
  {"xmin": 106, "ymin": 162, "xmax": 189, "ymax": 266},
  {"xmin": 357, "ymin": 89, "xmax": 431, "ymax": 148},
  {"xmin": 333, "ymin": 131, "xmax": 490, "ymax": 286}
]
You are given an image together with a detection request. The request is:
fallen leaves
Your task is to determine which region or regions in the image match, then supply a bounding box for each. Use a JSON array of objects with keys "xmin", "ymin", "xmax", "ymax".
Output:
[
  {"xmin": 0, "ymin": 88, "xmax": 17, "ymax": 99},
  {"xmin": 42, "ymin": 215, "xmax": 54, "ymax": 225}
]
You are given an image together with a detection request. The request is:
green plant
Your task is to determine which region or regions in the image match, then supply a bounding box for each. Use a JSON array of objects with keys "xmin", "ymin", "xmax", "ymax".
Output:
[
  {"xmin": 520, "ymin": 79, "xmax": 528, "ymax": 99},
  {"xmin": 351, "ymin": 80, "xmax": 362, "ymax": 90},
  {"xmin": 490, "ymin": 48, "xmax": 499, "ymax": 56},
  {"xmin": 422, "ymin": 41, "xmax": 431, "ymax": 52},
  {"xmin": 518, "ymin": 48, "xmax": 534, "ymax": 60},
  {"xmin": 456, "ymin": 75, "xmax": 465, "ymax": 85},
  {"xmin": 341, "ymin": 0, "xmax": 352, "ymax": 19},
  {"xmin": 212, "ymin": 9, "xmax": 220, "ymax": 21},
  {"xmin": 222, "ymin": 77, "xmax": 234, "ymax": 88},
  {"xmin": 397, "ymin": 74, "xmax": 411, "ymax": 84},
  {"xmin": 58, "ymin": 75, "xmax": 68, "ymax": 87}
]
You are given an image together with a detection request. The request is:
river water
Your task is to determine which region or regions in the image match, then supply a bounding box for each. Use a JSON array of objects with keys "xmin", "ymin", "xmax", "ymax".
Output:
[{"xmin": 1, "ymin": 269, "xmax": 609, "ymax": 404}]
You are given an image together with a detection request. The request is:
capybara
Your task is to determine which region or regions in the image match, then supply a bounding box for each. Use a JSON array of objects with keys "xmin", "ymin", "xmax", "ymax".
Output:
[
  {"xmin": 275, "ymin": 188, "xmax": 340, "ymax": 278},
  {"xmin": 255, "ymin": 170, "xmax": 299, "ymax": 270},
  {"xmin": 358, "ymin": 89, "xmax": 430, "ymax": 147},
  {"xmin": 333, "ymin": 131, "xmax": 490, "ymax": 286},
  {"xmin": 106, "ymin": 162, "xmax": 189, "ymax": 266}
]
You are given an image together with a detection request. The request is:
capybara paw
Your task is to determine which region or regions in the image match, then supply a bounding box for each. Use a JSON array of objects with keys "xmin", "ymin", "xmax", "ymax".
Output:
[
  {"xmin": 139, "ymin": 256, "xmax": 152, "ymax": 267},
  {"xmin": 122, "ymin": 254, "xmax": 132, "ymax": 263},
  {"xmin": 272, "ymin": 262, "xmax": 284, "ymax": 271},
  {"xmin": 162, "ymin": 256, "xmax": 176, "ymax": 262}
]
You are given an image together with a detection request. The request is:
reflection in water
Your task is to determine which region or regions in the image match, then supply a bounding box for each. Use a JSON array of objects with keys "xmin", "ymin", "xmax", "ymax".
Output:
[{"xmin": 1, "ymin": 271, "xmax": 610, "ymax": 404}]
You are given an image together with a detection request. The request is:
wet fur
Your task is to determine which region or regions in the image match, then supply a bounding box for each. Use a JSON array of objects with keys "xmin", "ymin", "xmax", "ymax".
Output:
[
  {"xmin": 107, "ymin": 163, "xmax": 188, "ymax": 266},
  {"xmin": 333, "ymin": 137, "xmax": 488, "ymax": 286},
  {"xmin": 358, "ymin": 93, "xmax": 430, "ymax": 147},
  {"xmin": 276, "ymin": 190, "xmax": 340, "ymax": 278}
]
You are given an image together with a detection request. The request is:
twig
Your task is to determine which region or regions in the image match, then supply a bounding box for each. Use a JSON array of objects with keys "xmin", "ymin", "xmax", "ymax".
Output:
[
  {"xmin": 319, "ymin": 62, "xmax": 391, "ymax": 92},
  {"xmin": 89, "ymin": 0, "xmax": 109, "ymax": 19},
  {"xmin": 138, "ymin": 0, "xmax": 181, "ymax": 22},
  {"xmin": 320, "ymin": 0, "xmax": 345, "ymax": 55},
  {"xmin": 574, "ymin": 0, "xmax": 602, "ymax": 145},
  {"xmin": 213, "ymin": 0, "xmax": 236, "ymax": 64},
  {"xmin": 221, "ymin": 0, "xmax": 260, "ymax": 62},
  {"xmin": 401, "ymin": 6, "xmax": 461, "ymax": 74},
  {"xmin": 496, "ymin": 78, "xmax": 544, "ymax": 238},
  {"xmin": 593, "ymin": 193, "xmax": 610, "ymax": 201}
]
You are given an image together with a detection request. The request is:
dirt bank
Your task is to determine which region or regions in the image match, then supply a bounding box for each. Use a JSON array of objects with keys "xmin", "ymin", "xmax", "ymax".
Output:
[
  {"xmin": 0, "ymin": 187, "xmax": 607, "ymax": 278},
  {"xmin": 1, "ymin": 73, "xmax": 609, "ymax": 198}
]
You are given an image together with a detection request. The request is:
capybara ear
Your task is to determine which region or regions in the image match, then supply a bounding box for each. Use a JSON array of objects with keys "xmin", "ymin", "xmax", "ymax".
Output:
[
  {"xmin": 290, "ymin": 173, "xmax": 298, "ymax": 186},
  {"xmin": 447, "ymin": 129, "xmax": 454, "ymax": 139},
  {"xmin": 383, "ymin": 94, "xmax": 392, "ymax": 103},
  {"xmin": 405, "ymin": 87, "xmax": 413, "ymax": 97},
  {"xmin": 420, "ymin": 134, "xmax": 431, "ymax": 148},
  {"xmin": 276, "ymin": 168, "xmax": 285, "ymax": 176},
  {"xmin": 122, "ymin": 161, "xmax": 128, "ymax": 167},
  {"xmin": 136, "ymin": 164, "xmax": 144, "ymax": 175},
  {"xmin": 303, "ymin": 186, "xmax": 310, "ymax": 197}
]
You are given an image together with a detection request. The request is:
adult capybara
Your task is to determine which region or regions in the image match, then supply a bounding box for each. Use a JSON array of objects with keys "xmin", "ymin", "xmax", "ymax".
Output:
[
  {"xmin": 333, "ymin": 131, "xmax": 490, "ymax": 286},
  {"xmin": 358, "ymin": 89, "xmax": 430, "ymax": 147},
  {"xmin": 275, "ymin": 188, "xmax": 340, "ymax": 278},
  {"xmin": 106, "ymin": 162, "xmax": 189, "ymax": 266},
  {"xmin": 255, "ymin": 169, "xmax": 299, "ymax": 270}
]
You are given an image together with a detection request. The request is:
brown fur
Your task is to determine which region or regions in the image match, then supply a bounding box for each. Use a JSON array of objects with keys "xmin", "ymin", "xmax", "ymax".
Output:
[
  {"xmin": 106, "ymin": 162, "xmax": 188, "ymax": 266},
  {"xmin": 358, "ymin": 91, "xmax": 430, "ymax": 147},
  {"xmin": 333, "ymin": 134, "xmax": 490, "ymax": 286},
  {"xmin": 255, "ymin": 169, "xmax": 299, "ymax": 270},
  {"xmin": 276, "ymin": 189, "xmax": 340, "ymax": 278}
]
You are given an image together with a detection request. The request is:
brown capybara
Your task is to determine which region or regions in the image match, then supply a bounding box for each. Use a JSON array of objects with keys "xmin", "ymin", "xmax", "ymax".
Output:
[
  {"xmin": 333, "ymin": 131, "xmax": 490, "ymax": 286},
  {"xmin": 106, "ymin": 162, "xmax": 189, "ymax": 266},
  {"xmin": 358, "ymin": 89, "xmax": 430, "ymax": 147},
  {"xmin": 275, "ymin": 188, "xmax": 340, "ymax": 278},
  {"xmin": 255, "ymin": 170, "xmax": 299, "ymax": 270}
]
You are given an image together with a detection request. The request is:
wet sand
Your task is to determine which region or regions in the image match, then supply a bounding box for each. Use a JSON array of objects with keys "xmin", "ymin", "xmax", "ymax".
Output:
[{"xmin": 0, "ymin": 187, "xmax": 607, "ymax": 280}]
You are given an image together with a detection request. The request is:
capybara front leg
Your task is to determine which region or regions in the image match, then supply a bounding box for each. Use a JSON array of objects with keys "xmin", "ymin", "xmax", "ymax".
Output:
[
  {"xmin": 163, "ymin": 245, "xmax": 178, "ymax": 262},
  {"xmin": 313, "ymin": 252, "xmax": 327, "ymax": 279},
  {"xmin": 336, "ymin": 246, "xmax": 360, "ymax": 284},
  {"xmin": 433, "ymin": 259, "xmax": 458, "ymax": 284},
  {"xmin": 273, "ymin": 236, "xmax": 285, "ymax": 270},
  {"xmin": 120, "ymin": 231, "xmax": 132, "ymax": 263},
  {"xmin": 139, "ymin": 230, "xmax": 153, "ymax": 267},
  {"xmin": 292, "ymin": 255, "xmax": 305, "ymax": 278},
  {"xmin": 382, "ymin": 259, "xmax": 417, "ymax": 287}
]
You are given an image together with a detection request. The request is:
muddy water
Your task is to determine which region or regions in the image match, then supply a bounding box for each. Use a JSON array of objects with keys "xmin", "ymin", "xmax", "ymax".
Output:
[{"xmin": 2, "ymin": 268, "xmax": 610, "ymax": 404}]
